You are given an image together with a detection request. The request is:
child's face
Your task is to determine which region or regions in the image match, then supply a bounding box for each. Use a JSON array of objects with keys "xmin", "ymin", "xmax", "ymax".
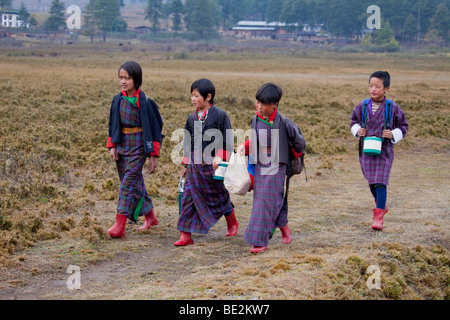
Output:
[
  {"xmin": 119, "ymin": 68, "xmax": 135, "ymax": 95},
  {"xmin": 369, "ymin": 77, "xmax": 389, "ymax": 101},
  {"xmin": 255, "ymin": 100, "xmax": 277, "ymax": 118},
  {"xmin": 191, "ymin": 89, "xmax": 211, "ymax": 111}
]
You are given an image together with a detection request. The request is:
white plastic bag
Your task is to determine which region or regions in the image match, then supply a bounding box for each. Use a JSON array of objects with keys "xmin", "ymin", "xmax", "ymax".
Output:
[{"xmin": 224, "ymin": 153, "xmax": 251, "ymax": 195}]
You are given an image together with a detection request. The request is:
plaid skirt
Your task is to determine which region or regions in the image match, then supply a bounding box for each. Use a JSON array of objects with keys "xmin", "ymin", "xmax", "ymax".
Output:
[
  {"xmin": 116, "ymin": 154, "xmax": 153, "ymax": 222},
  {"xmin": 177, "ymin": 157, "xmax": 233, "ymax": 234},
  {"xmin": 244, "ymin": 162, "xmax": 288, "ymax": 247}
]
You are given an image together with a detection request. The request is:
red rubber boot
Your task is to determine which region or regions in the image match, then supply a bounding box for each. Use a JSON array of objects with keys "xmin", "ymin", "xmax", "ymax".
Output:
[
  {"xmin": 174, "ymin": 232, "xmax": 194, "ymax": 246},
  {"xmin": 375, "ymin": 200, "xmax": 388, "ymax": 214},
  {"xmin": 372, "ymin": 208, "xmax": 386, "ymax": 231},
  {"xmin": 225, "ymin": 209, "xmax": 239, "ymax": 237},
  {"xmin": 280, "ymin": 224, "xmax": 292, "ymax": 244},
  {"xmin": 108, "ymin": 214, "xmax": 127, "ymax": 238},
  {"xmin": 138, "ymin": 209, "xmax": 159, "ymax": 230}
]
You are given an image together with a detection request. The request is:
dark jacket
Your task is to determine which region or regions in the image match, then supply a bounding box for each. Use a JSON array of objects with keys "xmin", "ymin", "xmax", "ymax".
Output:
[
  {"xmin": 107, "ymin": 90, "xmax": 164, "ymax": 157},
  {"xmin": 182, "ymin": 105, "xmax": 233, "ymax": 164},
  {"xmin": 250, "ymin": 110, "xmax": 305, "ymax": 165}
]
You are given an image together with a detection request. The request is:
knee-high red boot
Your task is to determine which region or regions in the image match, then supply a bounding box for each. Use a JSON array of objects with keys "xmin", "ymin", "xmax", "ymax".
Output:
[
  {"xmin": 174, "ymin": 232, "xmax": 194, "ymax": 246},
  {"xmin": 225, "ymin": 209, "xmax": 239, "ymax": 237},
  {"xmin": 372, "ymin": 208, "xmax": 386, "ymax": 231},
  {"xmin": 138, "ymin": 209, "xmax": 159, "ymax": 230},
  {"xmin": 108, "ymin": 214, "xmax": 127, "ymax": 238}
]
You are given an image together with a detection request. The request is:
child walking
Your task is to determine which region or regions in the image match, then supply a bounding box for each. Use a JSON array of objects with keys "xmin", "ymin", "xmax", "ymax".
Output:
[
  {"xmin": 175, "ymin": 78, "xmax": 238, "ymax": 246},
  {"xmin": 238, "ymin": 83, "xmax": 306, "ymax": 253},
  {"xmin": 350, "ymin": 71, "xmax": 408, "ymax": 231},
  {"xmin": 107, "ymin": 61, "xmax": 164, "ymax": 238}
]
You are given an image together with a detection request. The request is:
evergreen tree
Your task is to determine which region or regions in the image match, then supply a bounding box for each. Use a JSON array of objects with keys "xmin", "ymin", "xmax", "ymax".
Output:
[
  {"xmin": 84, "ymin": 0, "xmax": 124, "ymax": 42},
  {"xmin": 0, "ymin": 0, "xmax": 12, "ymax": 9},
  {"xmin": 266, "ymin": 0, "xmax": 284, "ymax": 22},
  {"xmin": 18, "ymin": 2, "xmax": 30, "ymax": 29},
  {"xmin": 429, "ymin": 3, "xmax": 450, "ymax": 41},
  {"xmin": 185, "ymin": 0, "xmax": 219, "ymax": 39},
  {"xmin": 218, "ymin": 0, "xmax": 248, "ymax": 31},
  {"xmin": 327, "ymin": 0, "xmax": 363, "ymax": 39},
  {"xmin": 402, "ymin": 13, "xmax": 418, "ymax": 41},
  {"xmin": 279, "ymin": 0, "xmax": 307, "ymax": 27},
  {"xmin": 247, "ymin": 0, "xmax": 269, "ymax": 21},
  {"xmin": 45, "ymin": 0, "xmax": 65, "ymax": 31},
  {"xmin": 171, "ymin": 0, "xmax": 184, "ymax": 33},
  {"xmin": 145, "ymin": 0, "xmax": 164, "ymax": 32}
]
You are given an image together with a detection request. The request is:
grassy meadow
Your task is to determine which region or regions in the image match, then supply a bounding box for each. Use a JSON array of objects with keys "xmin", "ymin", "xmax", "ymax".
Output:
[{"xmin": 0, "ymin": 40, "xmax": 449, "ymax": 300}]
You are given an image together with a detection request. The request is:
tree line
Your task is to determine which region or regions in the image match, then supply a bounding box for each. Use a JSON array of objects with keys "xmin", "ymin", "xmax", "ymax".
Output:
[{"xmin": 2, "ymin": 0, "xmax": 449, "ymax": 43}]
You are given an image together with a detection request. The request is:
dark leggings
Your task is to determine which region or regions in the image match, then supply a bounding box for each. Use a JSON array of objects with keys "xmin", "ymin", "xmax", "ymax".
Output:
[{"xmin": 369, "ymin": 183, "xmax": 387, "ymax": 210}]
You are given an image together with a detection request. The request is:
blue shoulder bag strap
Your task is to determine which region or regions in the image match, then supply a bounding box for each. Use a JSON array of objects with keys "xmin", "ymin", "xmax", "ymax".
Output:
[
  {"xmin": 361, "ymin": 98, "xmax": 371, "ymax": 129},
  {"xmin": 383, "ymin": 99, "xmax": 394, "ymax": 158},
  {"xmin": 359, "ymin": 99, "xmax": 371, "ymax": 157},
  {"xmin": 384, "ymin": 99, "xmax": 393, "ymax": 130}
]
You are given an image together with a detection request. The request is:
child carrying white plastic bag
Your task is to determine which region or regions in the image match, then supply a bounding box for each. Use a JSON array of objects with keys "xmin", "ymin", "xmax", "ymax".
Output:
[{"xmin": 224, "ymin": 152, "xmax": 251, "ymax": 195}]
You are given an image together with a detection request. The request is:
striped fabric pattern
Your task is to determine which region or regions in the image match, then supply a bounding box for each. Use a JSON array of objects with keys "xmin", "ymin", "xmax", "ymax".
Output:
[{"xmin": 177, "ymin": 154, "xmax": 234, "ymax": 234}]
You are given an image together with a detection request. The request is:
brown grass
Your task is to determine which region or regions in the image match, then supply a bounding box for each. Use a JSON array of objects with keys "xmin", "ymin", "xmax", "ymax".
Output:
[{"xmin": 0, "ymin": 40, "xmax": 448, "ymax": 300}]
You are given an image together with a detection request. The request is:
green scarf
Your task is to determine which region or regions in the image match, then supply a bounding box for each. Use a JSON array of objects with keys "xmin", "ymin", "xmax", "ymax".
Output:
[{"xmin": 123, "ymin": 96, "xmax": 137, "ymax": 106}]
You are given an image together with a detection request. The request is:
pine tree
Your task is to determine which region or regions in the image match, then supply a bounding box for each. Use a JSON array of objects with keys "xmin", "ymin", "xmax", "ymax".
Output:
[
  {"xmin": 145, "ymin": 0, "xmax": 163, "ymax": 32},
  {"xmin": 429, "ymin": 3, "xmax": 450, "ymax": 41},
  {"xmin": 171, "ymin": 0, "xmax": 184, "ymax": 33},
  {"xmin": 84, "ymin": 0, "xmax": 124, "ymax": 42},
  {"xmin": 185, "ymin": 0, "xmax": 219, "ymax": 39},
  {"xmin": 18, "ymin": 2, "xmax": 30, "ymax": 29},
  {"xmin": 45, "ymin": 0, "xmax": 65, "ymax": 31}
]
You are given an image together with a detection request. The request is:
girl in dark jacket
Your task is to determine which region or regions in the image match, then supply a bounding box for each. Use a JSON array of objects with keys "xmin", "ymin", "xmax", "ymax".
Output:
[{"xmin": 107, "ymin": 61, "xmax": 164, "ymax": 238}]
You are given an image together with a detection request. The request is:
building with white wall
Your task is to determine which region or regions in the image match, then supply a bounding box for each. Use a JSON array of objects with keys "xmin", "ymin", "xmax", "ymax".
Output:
[{"xmin": 1, "ymin": 10, "xmax": 30, "ymax": 28}]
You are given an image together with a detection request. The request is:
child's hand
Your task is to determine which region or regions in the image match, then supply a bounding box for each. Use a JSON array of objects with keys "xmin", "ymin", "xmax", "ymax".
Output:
[
  {"xmin": 212, "ymin": 156, "xmax": 222, "ymax": 171},
  {"xmin": 109, "ymin": 147, "xmax": 118, "ymax": 161},
  {"xmin": 357, "ymin": 128, "xmax": 367, "ymax": 137},
  {"xmin": 382, "ymin": 130, "xmax": 394, "ymax": 140},
  {"xmin": 181, "ymin": 167, "xmax": 187, "ymax": 178},
  {"xmin": 148, "ymin": 156, "xmax": 157, "ymax": 174}
]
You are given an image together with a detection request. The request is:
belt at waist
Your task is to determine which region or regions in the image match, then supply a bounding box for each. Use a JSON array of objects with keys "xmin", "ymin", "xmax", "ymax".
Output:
[{"xmin": 121, "ymin": 127, "xmax": 143, "ymax": 134}]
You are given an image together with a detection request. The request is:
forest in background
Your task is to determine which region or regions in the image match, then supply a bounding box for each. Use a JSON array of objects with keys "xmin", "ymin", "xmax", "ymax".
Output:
[{"xmin": 1, "ymin": 0, "xmax": 449, "ymax": 45}]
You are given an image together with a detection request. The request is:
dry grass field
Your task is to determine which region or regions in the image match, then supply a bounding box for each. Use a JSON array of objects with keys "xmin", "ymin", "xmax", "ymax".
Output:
[{"xmin": 0, "ymin": 40, "xmax": 448, "ymax": 300}]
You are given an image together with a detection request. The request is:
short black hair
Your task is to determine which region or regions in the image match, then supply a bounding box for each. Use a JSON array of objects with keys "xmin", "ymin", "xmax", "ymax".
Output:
[
  {"xmin": 369, "ymin": 71, "xmax": 390, "ymax": 88},
  {"xmin": 118, "ymin": 61, "xmax": 142, "ymax": 90},
  {"xmin": 256, "ymin": 83, "xmax": 282, "ymax": 105},
  {"xmin": 191, "ymin": 78, "xmax": 215, "ymax": 105}
]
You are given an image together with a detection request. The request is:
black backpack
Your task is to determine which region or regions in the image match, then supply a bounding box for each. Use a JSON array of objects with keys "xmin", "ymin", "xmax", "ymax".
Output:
[{"xmin": 279, "ymin": 113, "xmax": 306, "ymax": 180}]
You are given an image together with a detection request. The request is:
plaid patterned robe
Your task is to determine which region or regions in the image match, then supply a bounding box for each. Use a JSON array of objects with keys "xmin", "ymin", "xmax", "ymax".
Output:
[
  {"xmin": 244, "ymin": 119, "xmax": 289, "ymax": 247},
  {"xmin": 115, "ymin": 98, "xmax": 153, "ymax": 221},
  {"xmin": 350, "ymin": 98, "xmax": 408, "ymax": 185},
  {"xmin": 177, "ymin": 106, "xmax": 234, "ymax": 234}
]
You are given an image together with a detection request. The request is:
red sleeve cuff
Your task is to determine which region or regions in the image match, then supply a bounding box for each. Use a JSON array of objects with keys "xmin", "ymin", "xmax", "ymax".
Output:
[
  {"xmin": 182, "ymin": 156, "xmax": 189, "ymax": 165},
  {"xmin": 242, "ymin": 139, "xmax": 251, "ymax": 155},
  {"xmin": 217, "ymin": 149, "xmax": 231, "ymax": 162},
  {"xmin": 107, "ymin": 137, "xmax": 116, "ymax": 148},
  {"xmin": 149, "ymin": 141, "xmax": 161, "ymax": 157},
  {"xmin": 291, "ymin": 147, "xmax": 303, "ymax": 159}
]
